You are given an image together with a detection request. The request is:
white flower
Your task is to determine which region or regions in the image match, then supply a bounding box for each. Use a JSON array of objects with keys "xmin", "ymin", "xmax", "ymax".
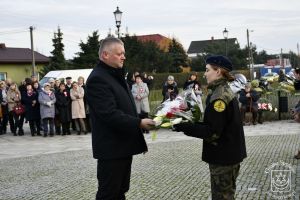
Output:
[
  {"xmin": 268, "ymin": 103, "xmax": 272, "ymax": 111},
  {"xmin": 170, "ymin": 118, "xmax": 183, "ymax": 125},
  {"xmin": 153, "ymin": 116, "xmax": 163, "ymax": 126}
]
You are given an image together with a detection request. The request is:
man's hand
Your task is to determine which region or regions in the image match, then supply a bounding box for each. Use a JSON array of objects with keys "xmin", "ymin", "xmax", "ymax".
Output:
[
  {"xmin": 140, "ymin": 118, "xmax": 155, "ymax": 130},
  {"xmin": 246, "ymin": 93, "xmax": 251, "ymax": 98}
]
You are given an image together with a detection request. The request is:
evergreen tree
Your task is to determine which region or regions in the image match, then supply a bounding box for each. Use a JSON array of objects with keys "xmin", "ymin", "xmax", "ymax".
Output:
[
  {"xmin": 190, "ymin": 41, "xmax": 248, "ymax": 71},
  {"xmin": 42, "ymin": 27, "xmax": 66, "ymax": 75},
  {"xmin": 286, "ymin": 51, "xmax": 300, "ymax": 68},
  {"xmin": 168, "ymin": 38, "xmax": 189, "ymax": 72},
  {"xmin": 190, "ymin": 55, "xmax": 206, "ymax": 71},
  {"xmin": 122, "ymin": 35, "xmax": 171, "ymax": 73},
  {"xmin": 72, "ymin": 31, "xmax": 100, "ymax": 69},
  {"xmin": 122, "ymin": 35, "xmax": 144, "ymax": 72}
]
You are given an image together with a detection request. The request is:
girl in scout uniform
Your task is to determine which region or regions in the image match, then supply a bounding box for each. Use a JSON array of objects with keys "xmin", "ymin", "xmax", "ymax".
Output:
[{"xmin": 174, "ymin": 55, "xmax": 247, "ymax": 200}]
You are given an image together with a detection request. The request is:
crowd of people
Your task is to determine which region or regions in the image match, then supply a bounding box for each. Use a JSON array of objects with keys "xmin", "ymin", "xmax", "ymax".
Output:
[
  {"xmin": 0, "ymin": 75, "xmax": 90, "ymax": 137},
  {"xmin": 2, "ymin": 67, "xmax": 299, "ymax": 138}
]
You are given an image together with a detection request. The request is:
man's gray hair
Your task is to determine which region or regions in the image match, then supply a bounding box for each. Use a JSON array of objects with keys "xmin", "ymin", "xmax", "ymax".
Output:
[{"xmin": 98, "ymin": 37, "xmax": 124, "ymax": 56}]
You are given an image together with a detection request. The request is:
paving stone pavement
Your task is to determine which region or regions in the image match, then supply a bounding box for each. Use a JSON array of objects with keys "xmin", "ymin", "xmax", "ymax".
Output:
[{"xmin": 0, "ymin": 120, "xmax": 299, "ymax": 200}]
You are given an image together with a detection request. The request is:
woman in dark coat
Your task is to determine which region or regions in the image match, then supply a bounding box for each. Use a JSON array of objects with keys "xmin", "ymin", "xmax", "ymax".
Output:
[
  {"xmin": 162, "ymin": 75, "xmax": 179, "ymax": 101},
  {"xmin": 55, "ymin": 83, "xmax": 71, "ymax": 135},
  {"xmin": 22, "ymin": 84, "xmax": 41, "ymax": 136},
  {"xmin": 183, "ymin": 72, "xmax": 201, "ymax": 91}
]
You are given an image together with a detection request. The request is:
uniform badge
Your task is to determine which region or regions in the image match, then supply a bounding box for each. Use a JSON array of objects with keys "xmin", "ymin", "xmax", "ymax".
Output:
[{"xmin": 213, "ymin": 100, "xmax": 226, "ymax": 112}]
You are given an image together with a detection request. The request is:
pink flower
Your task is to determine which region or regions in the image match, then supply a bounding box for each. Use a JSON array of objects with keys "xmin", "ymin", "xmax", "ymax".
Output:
[{"xmin": 179, "ymin": 103, "xmax": 188, "ymax": 111}]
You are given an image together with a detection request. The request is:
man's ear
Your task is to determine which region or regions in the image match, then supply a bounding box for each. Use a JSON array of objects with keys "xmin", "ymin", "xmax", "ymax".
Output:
[{"xmin": 101, "ymin": 51, "xmax": 109, "ymax": 60}]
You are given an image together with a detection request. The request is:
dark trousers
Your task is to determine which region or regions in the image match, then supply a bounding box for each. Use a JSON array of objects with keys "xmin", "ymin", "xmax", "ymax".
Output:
[
  {"xmin": 1, "ymin": 112, "xmax": 8, "ymax": 134},
  {"xmin": 240, "ymin": 105, "xmax": 258, "ymax": 123},
  {"xmin": 8, "ymin": 111, "xmax": 20, "ymax": 134},
  {"xmin": 54, "ymin": 115, "xmax": 61, "ymax": 134},
  {"xmin": 42, "ymin": 118, "xmax": 54, "ymax": 135},
  {"xmin": 19, "ymin": 112, "xmax": 25, "ymax": 131},
  {"xmin": 209, "ymin": 163, "xmax": 240, "ymax": 200},
  {"xmin": 61, "ymin": 122, "xmax": 70, "ymax": 134},
  {"xmin": 29, "ymin": 119, "xmax": 41, "ymax": 135},
  {"xmin": 96, "ymin": 157, "xmax": 133, "ymax": 200}
]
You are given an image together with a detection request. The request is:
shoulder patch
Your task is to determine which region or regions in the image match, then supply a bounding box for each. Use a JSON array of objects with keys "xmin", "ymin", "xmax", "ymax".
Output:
[{"xmin": 213, "ymin": 100, "xmax": 226, "ymax": 112}]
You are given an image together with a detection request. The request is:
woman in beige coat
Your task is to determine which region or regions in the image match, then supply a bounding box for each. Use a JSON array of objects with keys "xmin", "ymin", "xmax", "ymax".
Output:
[
  {"xmin": 70, "ymin": 82, "xmax": 86, "ymax": 134},
  {"xmin": 7, "ymin": 83, "xmax": 22, "ymax": 135}
]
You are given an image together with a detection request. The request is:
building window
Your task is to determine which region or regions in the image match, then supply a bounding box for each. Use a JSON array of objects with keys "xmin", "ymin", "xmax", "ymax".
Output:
[{"xmin": 0, "ymin": 72, "xmax": 7, "ymax": 81}]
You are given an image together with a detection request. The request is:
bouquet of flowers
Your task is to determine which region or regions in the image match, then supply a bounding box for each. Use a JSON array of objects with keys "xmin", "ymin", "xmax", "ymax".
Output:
[
  {"xmin": 151, "ymin": 89, "xmax": 204, "ymax": 140},
  {"xmin": 258, "ymin": 98, "xmax": 277, "ymax": 112}
]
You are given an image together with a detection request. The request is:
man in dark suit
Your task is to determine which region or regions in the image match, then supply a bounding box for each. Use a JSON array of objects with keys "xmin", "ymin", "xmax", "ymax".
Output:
[{"xmin": 86, "ymin": 37, "xmax": 155, "ymax": 200}]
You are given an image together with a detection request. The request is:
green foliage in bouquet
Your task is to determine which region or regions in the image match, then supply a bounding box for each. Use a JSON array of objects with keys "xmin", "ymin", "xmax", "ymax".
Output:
[{"xmin": 191, "ymin": 104, "xmax": 203, "ymax": 123}]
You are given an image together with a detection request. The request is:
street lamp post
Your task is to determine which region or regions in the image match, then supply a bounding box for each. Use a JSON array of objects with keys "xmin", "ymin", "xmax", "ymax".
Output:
[
  {"xmin": 223, "ymin": 28, "xmax": 228, "ymax": 56},
  {"xmin": 113, "ymin": 6, "xmax": 123, "ymax": 38}
]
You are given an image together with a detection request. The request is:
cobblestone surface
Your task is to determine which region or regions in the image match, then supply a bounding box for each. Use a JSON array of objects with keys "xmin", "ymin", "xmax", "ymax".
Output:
[
  {"xmin": 131, "ymin": 135, "xmax": 300, "ymax": 200},
  {"xmin": 0, "ymin": 130, "xmax": 299, "ymax": 199}
]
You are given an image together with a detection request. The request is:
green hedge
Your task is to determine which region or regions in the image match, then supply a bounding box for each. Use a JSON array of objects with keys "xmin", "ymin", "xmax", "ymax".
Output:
[
  {"xmin": 149, "ymin": 89, "xmax": 297, "ymax": 121},
  {"xmin": 149, "ymin": 70, "xmax": 250, "ymax": 90}
]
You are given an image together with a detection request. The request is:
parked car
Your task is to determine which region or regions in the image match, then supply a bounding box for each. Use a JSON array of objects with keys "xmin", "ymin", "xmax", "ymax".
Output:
[
  {"xmin": 39, "ymin": 69, "xmax": 93, "ymax": 85},
  {"xmin": 260, "ymin": 72, "xmax": 279, "ymax": 83}
]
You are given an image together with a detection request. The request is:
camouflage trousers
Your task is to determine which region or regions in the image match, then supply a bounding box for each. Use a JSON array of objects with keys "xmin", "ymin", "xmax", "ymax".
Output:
[{"xmin": 209, "ymin": 163, "xmax": 240, "ymax": 200}]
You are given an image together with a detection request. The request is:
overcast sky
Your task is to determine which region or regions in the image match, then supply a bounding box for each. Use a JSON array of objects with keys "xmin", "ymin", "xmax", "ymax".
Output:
[{"xmin": 1, "ymin": 0, "xmax": 300, "ymax": 59}]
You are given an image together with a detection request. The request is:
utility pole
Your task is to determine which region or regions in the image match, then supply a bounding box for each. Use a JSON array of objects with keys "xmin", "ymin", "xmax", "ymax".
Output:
[
  {"xmin": 247, "ymin": 29, "xmax": 253, "ymax": 80},
  {"xmin": 297, "ymin": 43, "xmax": 299, "ymax": 57},
  {"xmin": 280, "ymin": 48, "xmax": 283, "ymax": 68},
  {"xmin": 30, "ymin": 26, "xmax": 36, "ymax": 76}
]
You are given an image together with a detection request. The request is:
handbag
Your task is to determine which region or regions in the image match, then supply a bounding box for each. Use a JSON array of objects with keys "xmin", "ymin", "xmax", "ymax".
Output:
[{"xmin": 13, "ymin": 104, "xmax": 25, "ymax": 115}]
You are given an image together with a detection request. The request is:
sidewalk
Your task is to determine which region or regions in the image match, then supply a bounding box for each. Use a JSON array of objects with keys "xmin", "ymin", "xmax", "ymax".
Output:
[
  {"xmin": 0, "ymin": 120, "xmax": 299, "ymax": 199},
  {"xmin": 0, "ymin": 120, "xmax": 298, "ymax": 160}
]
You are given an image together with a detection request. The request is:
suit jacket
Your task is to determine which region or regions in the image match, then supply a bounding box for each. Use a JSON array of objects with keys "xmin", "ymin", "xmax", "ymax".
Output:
[{"xmin": 86, "ymin": 60, "xmax": 147, "ymax": 160}]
